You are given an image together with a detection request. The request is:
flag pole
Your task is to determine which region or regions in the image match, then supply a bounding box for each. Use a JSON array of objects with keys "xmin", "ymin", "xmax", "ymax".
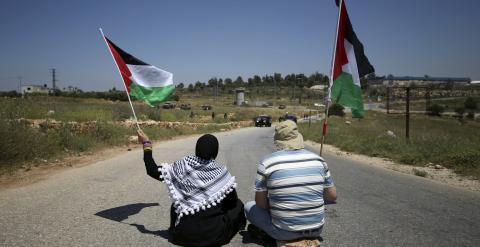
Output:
[
  {"xmin": 98, "ymin": 28, "xmax": 141, "ymax": 130},
  {"xmin": 320, "ymin": 0, "xmax": 343, "ymax": 156}
]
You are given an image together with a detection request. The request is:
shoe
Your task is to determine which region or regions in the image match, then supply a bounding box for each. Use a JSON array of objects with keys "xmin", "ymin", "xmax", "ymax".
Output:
[{"xmin": 247, "ymin": 224, "xmax": 275, "ymax": 242}]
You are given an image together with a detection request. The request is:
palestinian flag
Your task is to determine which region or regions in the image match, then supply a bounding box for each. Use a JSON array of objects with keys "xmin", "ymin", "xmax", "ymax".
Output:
[
  {"xmin": 103, "ymin": 36, "xmax": 174, "ymax": 107},
  {"xmin": 329, "ymin": 0, "xmax": 374, "ymax": 118}
]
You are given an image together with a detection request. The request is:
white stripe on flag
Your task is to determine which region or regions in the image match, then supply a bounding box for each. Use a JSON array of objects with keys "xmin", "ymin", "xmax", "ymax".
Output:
[
  {"xmin": 342, "ymin": 39, "xmax": 361, "ymax": 87},
  {"xmin": 127, "ymin": 64, "xmax": 173, "ymax": 88}
]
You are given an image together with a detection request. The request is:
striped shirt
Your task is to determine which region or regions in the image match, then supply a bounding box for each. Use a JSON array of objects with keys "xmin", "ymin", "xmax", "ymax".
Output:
[{"xmin": 255, "ymin": 149, "xmax": 334, "ymax": 231}]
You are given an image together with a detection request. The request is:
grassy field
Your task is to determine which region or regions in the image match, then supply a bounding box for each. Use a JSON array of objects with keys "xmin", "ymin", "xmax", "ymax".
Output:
[
  {"xmin": 386, "ymin": 96, "xmax": 480, "ymax": 112},
  {"xmin": 0, "ymin": 94, "xmax": 300, "ymax": 174},
  {"xmin": 0, "ymin": 94, "xmax": 308, "ymax": 123},
  {"xmin": 0, "ymin": 117, "xmax": 240, "ymax": 174},
  {"xmin": 299, "ymin": 112, "xmax": 480, "ymax": 179}
]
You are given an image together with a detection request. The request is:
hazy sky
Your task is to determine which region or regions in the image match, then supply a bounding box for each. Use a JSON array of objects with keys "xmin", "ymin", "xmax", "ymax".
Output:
[{"xmin": 1, "ymin": 0, "xmax": 479, "ymax": 91}]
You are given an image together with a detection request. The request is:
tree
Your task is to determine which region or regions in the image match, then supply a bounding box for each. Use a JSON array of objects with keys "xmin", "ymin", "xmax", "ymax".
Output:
[
  {"xmin": 188, "ymin": 84, "xmax": 194, "ymax": 92},
  {"xmin": 194, "ymin": 81, "xmax": 205, "ymax": 90},
  {"xmin": 234, "ymin": 76, "xmax": 244, "ymax": 87},
  {"xmin": 176, "ymin": 83, "xmax": 184, "ymax": 89},
  {"xmin": 273, "ymin": 73, "xmax": 283, "ymax": 84},
  {"xmin": 253, "ymin": 75, "xmax": 262, "ymax": 85},
  {"xmin": 207, "ymin": 77, "xmax": 218, "ymax": 88},
  {"xmin": 224, "ymin": 78, "xmax": 233, "ymax": 87}
]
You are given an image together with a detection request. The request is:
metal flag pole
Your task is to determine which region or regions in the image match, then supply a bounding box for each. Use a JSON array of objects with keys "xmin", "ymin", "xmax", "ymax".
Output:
[
  {"xmin": 320, "ymin": 0, "xmax": 343, "ymax": 156},
  {"xmin": 98, "ymin": 28, "xmax": 141, "ymax": 130}
]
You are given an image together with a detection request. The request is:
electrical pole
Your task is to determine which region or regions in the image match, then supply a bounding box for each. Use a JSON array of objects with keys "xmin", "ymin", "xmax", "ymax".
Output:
[
  {"xmin": 51, "ymin": 68, "xmax": 57, "ymax": 91},
  {"xmin": 215, "ymin": 79, "xmax": 218, "ymax": 102},
  {"xmin": 386, "ymin": 87, "xmax": 390, "ymax": 114},
  {"xmin": 17, "ymin": 76, "xmax": 22, "ymax": 94},
  {"xmin": 274, "ymin": 76, "xmax": 277, "ymax": 107},
  {"xmin": 405, "ymin": 87, "xmax": 410, "ymax": 139}
]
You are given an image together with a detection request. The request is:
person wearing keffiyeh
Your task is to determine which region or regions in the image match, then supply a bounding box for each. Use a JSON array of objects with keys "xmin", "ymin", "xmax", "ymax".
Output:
[{"xmin": 138, "ymin": 130, "xmax": 246, "ymax": 247}]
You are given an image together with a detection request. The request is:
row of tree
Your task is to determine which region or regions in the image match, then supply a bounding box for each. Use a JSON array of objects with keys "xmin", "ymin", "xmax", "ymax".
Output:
[{"xmin": 175, "ymin": 72, "xmax": 329, "ymax": 92}]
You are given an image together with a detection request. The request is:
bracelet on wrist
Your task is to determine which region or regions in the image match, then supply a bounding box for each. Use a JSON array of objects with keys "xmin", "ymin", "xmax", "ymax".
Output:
[{"xmin": 142, "ymin": 140, "xmax": 152, "ymax": 145}]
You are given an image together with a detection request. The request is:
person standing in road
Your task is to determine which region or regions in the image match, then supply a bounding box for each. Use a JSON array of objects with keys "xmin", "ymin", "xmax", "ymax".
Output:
[
  {"xmin": 244, "ymin": 120, "xmax": 337, "ymax": 246},
  {"xmin": 138, "ymin": 130, "xmax": 246, "ymax": 247}
]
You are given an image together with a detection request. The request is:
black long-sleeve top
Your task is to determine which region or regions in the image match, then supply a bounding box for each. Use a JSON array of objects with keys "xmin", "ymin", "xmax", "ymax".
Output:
[{"xmin": 143, "ymin": 150, "xmax": 163, "ymax": 181}]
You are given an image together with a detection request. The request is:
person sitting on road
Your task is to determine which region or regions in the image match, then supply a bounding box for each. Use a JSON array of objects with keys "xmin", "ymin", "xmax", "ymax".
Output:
[
  {"xmin": 138, "ymin": 130, "xmax": 246, "ymax": 247},
  {"xmin": 244, "ymin": 120, "xmax": 337, "ymax": 246}
]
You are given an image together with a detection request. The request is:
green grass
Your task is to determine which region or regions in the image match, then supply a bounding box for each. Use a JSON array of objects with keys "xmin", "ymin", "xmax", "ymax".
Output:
[
  {"xmin": 0, "ymin": 118, "xmax": 238, "ymax": 174},
  {"xmin": 0, "ymin": 95, "xmax": 300, "ymax": 123},
  {"xmin": 299, "ymin": 112, "xmax": 480, "ymax": 179},
  {"xmin": 387, "ymin": 96, "xmax": 480, "ymax": 112}
]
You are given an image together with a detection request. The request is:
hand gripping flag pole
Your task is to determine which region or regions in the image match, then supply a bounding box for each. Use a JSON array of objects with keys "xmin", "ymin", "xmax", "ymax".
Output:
[
  {"xmin": 320, "ymin": 0, "xmax": 343, "ymax": 156},
  {"xmin": 99, "ymin": 28, "xmax": 141, "ymax": 130}
]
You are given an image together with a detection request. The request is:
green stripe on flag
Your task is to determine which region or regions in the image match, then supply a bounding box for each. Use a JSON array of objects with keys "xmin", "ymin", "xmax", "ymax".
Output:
[
  {"xmin": 129, "ymin": 83, "xmax": 175, "ymax": 107},
  {"xmin": 331, "ymin": 72, "xmax": 364, "ymax": 118}
]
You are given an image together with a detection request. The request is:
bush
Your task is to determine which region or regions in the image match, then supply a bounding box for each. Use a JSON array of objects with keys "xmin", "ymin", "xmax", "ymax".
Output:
[
  {"xmin": 454, "ymin": 107, "xmax": 465, "ymax": 119},
  {"xmin": 464, "ymin": 97, "xmax": 477, "ymax": 110},
  {"xmin": 454, "ymin": 107, "xmax": 465, "ymax": 115},
  {"xmin": 328, "ymin": 103, "xmax": 345, "ymax": 117},
  {"xmin": 413, "ymin": 168, "xmax": 427, "ymax": 177},
  {"xmin": 466, "ymin": 112, "xmax": 475, "ymax": 120},
  {"xmin": 426, "ymin": 104, "xmax": 444, "ymax": 116}
]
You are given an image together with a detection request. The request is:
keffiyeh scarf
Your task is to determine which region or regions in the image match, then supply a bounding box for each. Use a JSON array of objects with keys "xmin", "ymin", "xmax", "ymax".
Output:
[{"xmin": 159, "ymin": 155, "xmax": 236, "ymax": 225}]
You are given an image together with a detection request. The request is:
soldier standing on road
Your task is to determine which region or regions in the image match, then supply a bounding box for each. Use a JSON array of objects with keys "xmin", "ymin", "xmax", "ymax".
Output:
[
  {"xmin": 244, "ymin": 120, "xmax": 337, "ymax": 246},
  {"xmin": 190, "ymin": 111, "xmax": 194, "ymax": 119},
  {"xmin": 211, "ymin": 111, "xmax": 215, "ymax": 120},
  {"xmin": 137, "ymin": 130, "xmax": 246, "ymax": 246},
  {"xmin": 224, "ymin": 112, "xmax": 228, "ymax": 120}
]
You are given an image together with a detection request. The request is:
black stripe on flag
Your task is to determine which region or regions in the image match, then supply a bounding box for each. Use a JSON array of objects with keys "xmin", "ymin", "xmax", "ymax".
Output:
[
  {"xmin": 335, "ymin": 0, "xmax": 374, "ymax": 78},
  {"xmin": 105, "ymin": 37, "xmax": 149, "ymax": 66}
]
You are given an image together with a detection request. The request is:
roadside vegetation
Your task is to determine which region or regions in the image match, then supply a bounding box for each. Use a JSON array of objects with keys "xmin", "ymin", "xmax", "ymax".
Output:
[
  {"xmin": 0, "ymin": 117, "xmax": 238, "ymax": 174},
  {"xmin": 299, "ymin": 112, "xmax": 480, "ymax": 179},
  {"xmin": 0, "ymin": 93, "xmax": 291, "ymax": 174}
]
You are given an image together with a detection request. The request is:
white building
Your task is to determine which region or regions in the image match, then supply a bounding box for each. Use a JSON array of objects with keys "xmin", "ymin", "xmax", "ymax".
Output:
[{"xmin": 21, "ymin": 84, "xmax": 52, "ymax": 95}]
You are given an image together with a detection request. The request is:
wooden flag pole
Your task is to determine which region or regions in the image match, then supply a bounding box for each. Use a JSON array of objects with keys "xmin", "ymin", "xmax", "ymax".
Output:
[
  {"xmin": 99, "ymin": 28, "xmax": 141, "ymax": 130},
  {"xmin": 320, "ymin": 0, "xmax": 343, "ymax": 156}
]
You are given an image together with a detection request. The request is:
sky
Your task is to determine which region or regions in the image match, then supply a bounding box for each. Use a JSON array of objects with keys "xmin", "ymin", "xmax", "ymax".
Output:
[{"xmin": 1, "ymin": 0, "xmax": 479, "ymax": 91}]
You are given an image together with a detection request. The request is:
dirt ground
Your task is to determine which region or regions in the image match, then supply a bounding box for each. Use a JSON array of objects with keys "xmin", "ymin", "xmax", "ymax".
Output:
[{"xmin": 305, "ymin": 140, "xmax": 480, "ymax": 192}]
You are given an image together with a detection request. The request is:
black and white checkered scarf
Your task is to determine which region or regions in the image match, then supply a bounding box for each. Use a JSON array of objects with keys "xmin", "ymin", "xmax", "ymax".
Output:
[{"xmin": 159, "ymin": 155, "xmax": 236, "ymax": 225}]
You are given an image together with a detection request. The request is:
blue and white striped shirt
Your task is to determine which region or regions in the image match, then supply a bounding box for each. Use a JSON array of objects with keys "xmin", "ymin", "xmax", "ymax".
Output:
[{"xmin": 255, "ymin": 149, "xmax": 334, "ymax": 231}]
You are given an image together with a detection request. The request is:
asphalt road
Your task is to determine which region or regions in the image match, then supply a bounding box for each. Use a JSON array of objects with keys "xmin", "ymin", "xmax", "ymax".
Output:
[{"xmin": 1, "ymin": 127, "xmax": 479, "ymax": 246}]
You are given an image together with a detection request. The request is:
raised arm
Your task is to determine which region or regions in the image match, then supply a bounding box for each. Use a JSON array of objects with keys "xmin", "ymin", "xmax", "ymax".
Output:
[{"xmin": 138, "ymin": 129, "xmax": 163, "ymax": 181}]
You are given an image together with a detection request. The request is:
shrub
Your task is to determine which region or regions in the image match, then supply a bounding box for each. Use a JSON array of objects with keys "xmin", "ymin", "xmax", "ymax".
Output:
[
  {"xmin": 454, "ymin": 107, "xmax": 465, "ymax": 116},
  {"xmin": 454, "ymin": 107, "xmax": 465, "ymax": 119},
  {"xmin": 466, "ymin": 112, "xmax": 475, "ymax": 120},
  {"xmin": 426, "ymin": 104, "xmax": 444, "ymax": 116},
  {"xmin": 328, "ymin": 103, "xmax": 345, "ymax": 117},
  {"xmin": 413, "ymin": 168, "xmax": 427, "ymax": 177},
  {"xmin": 464, "ymin": 97, "xmax": 477, "ymax": 110}
]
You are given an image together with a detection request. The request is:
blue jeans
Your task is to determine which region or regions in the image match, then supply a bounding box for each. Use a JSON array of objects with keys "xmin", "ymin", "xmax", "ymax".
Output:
[{"xmin": 244, "ymin": 201, "xmax": 323, "ymax": 241}]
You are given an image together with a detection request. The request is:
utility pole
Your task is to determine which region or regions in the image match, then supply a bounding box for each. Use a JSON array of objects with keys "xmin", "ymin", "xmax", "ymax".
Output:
[
  {"xmin": 51, "ymin": 68, "xmax": 57, "ymax": 91},
  {"xmin": 17, "ymin": 76, "xmax": 22, "ymax": 94},
  {"xmin": 405, "ymin": 87, "xmax": 410, "ymax": 139},
  {"xmin": 386, "ymin": 87, "xmax": 390, "ymax": 114},
  {"xmin": 425, "ymin": 86, "xmax": 431, "ymax": 114},
  {"xmin": 215, "ymin": 79, "xmax": 218, "ymax": 102},
  {"xmin": 274, "ymin": 76, "xmax": 277, "ymax": 107}
]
